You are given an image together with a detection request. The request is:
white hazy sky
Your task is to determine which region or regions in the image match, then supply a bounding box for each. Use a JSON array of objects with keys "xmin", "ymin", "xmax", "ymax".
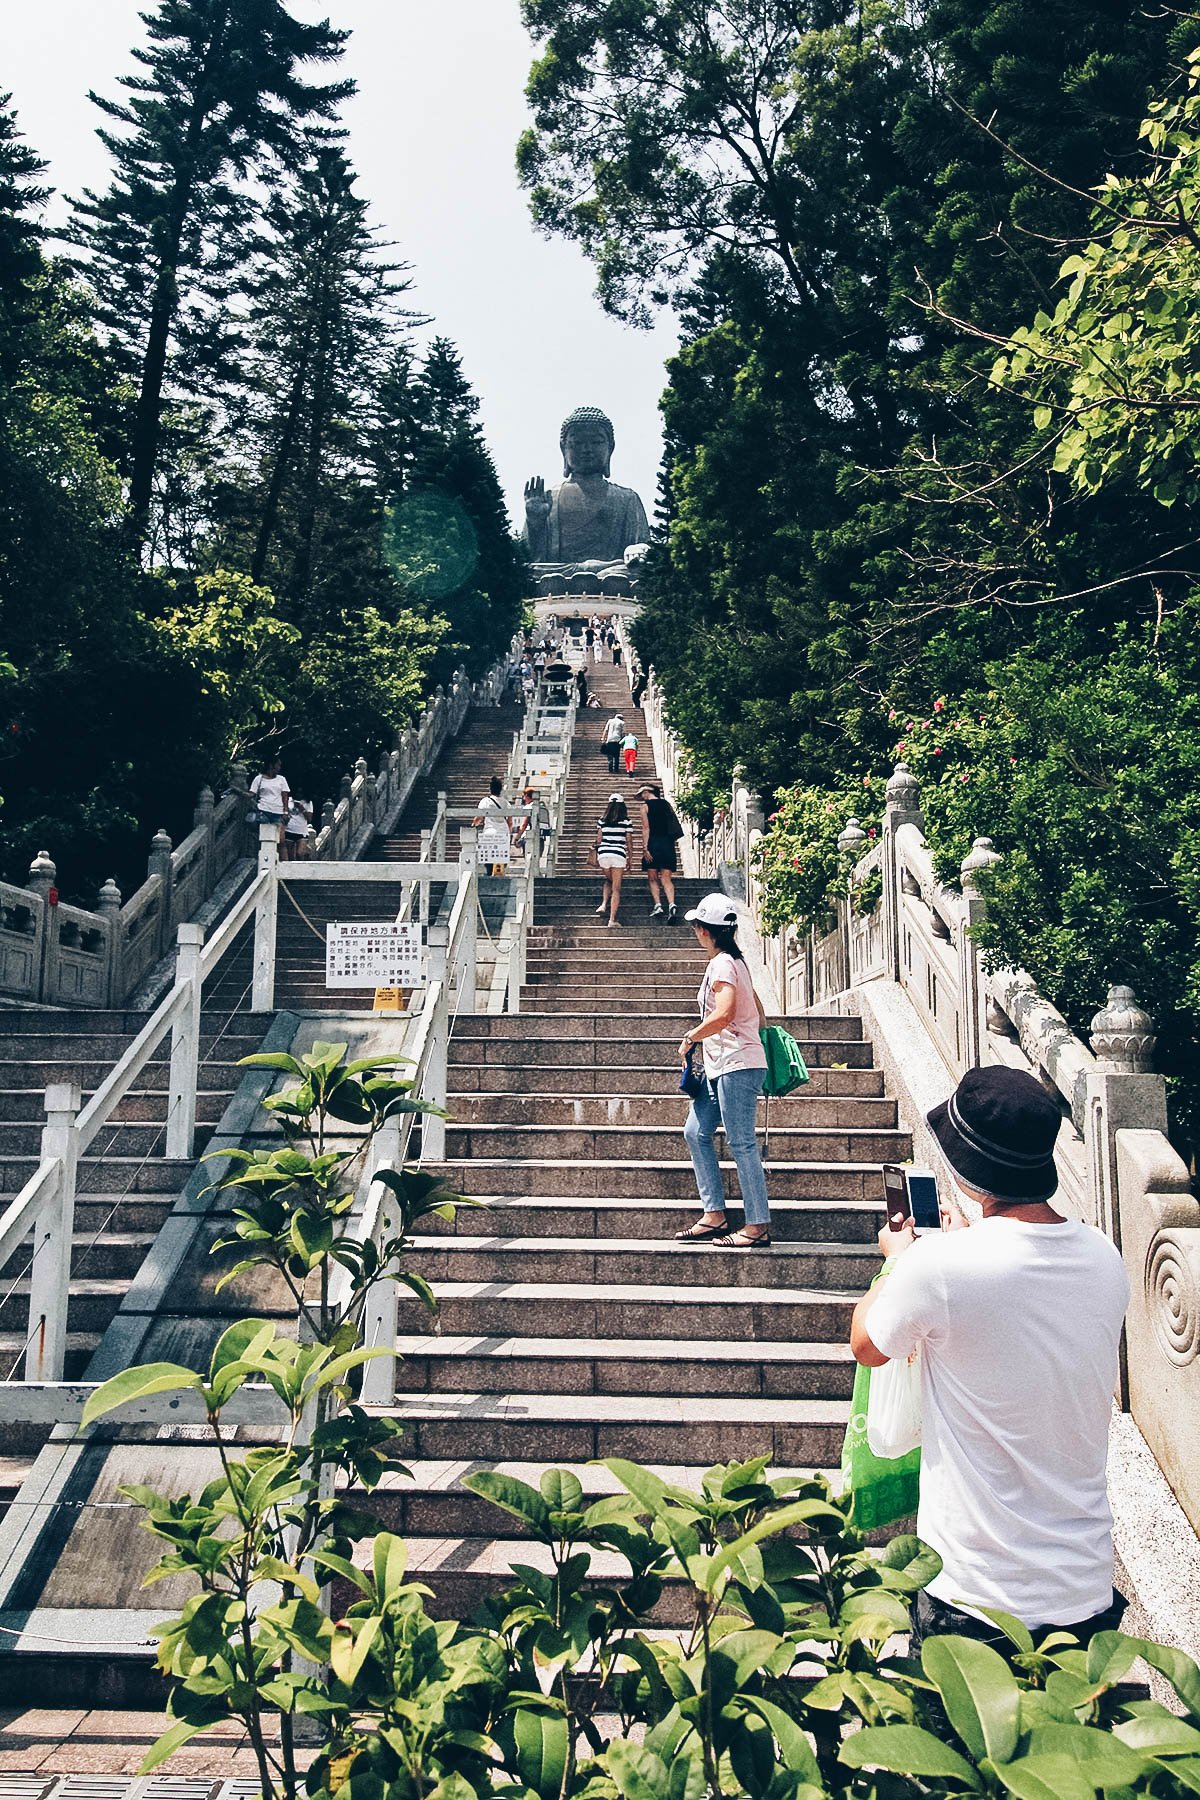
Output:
[{"xmin": 2, "ymin": 0, "xmax": 677, "ymax": 527}]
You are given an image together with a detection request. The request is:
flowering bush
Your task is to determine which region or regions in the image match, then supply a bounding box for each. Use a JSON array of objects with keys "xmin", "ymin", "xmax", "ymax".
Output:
[{"xmin": 754, "ymin": 780, "xmax": 881, "ymax": 935}]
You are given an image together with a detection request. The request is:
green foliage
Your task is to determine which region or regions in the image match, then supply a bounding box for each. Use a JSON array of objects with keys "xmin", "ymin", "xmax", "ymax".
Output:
[
  {"xmin": 150, "ymin": 569, "xmax": 300, "ymax": 759},
  {"xmin": 993, "ymin": 51, "xmax": 1200, "ymax": 510},
  {"xmin": 754, "ymin": 784, "xmax": 883, "ymax": 936}
]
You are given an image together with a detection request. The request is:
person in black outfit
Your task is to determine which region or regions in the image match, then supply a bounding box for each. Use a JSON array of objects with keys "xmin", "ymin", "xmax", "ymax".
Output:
[{"xmin": 638, "ymin": 782, "xmax": 684, "ymax": 922}]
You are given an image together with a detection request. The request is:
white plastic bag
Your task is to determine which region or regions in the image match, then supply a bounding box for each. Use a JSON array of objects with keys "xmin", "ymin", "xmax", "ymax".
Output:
[{"xmin": 866, "ymin": 1349, "xmax": 922, "ymax": 1459}]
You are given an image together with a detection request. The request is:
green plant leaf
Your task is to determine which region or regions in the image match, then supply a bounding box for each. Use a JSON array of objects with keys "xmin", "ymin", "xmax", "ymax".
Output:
[
  {"xmin": 330, "ymin": 1613, "xmax": 382, "ymax": 1687},
  {"xmin": 1026, "ymin": 1723, "xmax": 1147, "ymax": 1785},
  {"xmin": 993, "ymin": 1753, "xmax": 1099, "ymax": 1800},
  {"xmin": 540, "ymin": 1468, "xmax": 583, "ymax": 1513},
  {"xmin": 81, "ymin": 1362, "xmax": 203, "ymax": 1428},
  {"xmin": 605, "ymin": 1739, "xmax": 672, "ymax": 1800},
  {"xmin": 466, "ymin": 1469, "xmax": 552, "ymax": 1534},
  {"xmin": 372, "ymin": 1532, "xmax": 408, "ymax": 1602},
  {"xmin": 1114, "ymin": 1711, "xmax": 1200, "ymax": 1756},
  {"xmin": 839, "ymin": 1723, "xmax": 976, "ymax": 1781},
  {"xmin": 508, "ymin": 1704, "xmax": 570, "ymax": 1799},
  {"xmin": 923, "ymin": 1632, "xmax": 1021, "ymax": 1764},
  {"xmin": 742, "ymin": 1696, "xmax": 822, "ymax": 1779},
  {"xmin": 137, "ymin": 1716, "xmax": 209, "ymax": 1773}
]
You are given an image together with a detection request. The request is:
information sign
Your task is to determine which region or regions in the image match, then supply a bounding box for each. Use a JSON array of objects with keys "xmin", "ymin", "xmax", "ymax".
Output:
[
  {"xmin": 477, "ymin": 821, "xmax": 512, "ymax": 865},
  {"xmin": 326, "ymin": 922, "xmax": 422, "ymax": 989}
]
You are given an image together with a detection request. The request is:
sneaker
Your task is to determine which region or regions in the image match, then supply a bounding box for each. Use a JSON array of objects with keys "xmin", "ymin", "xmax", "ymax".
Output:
[
  {"xmin": 667, "ymin": 904, "xmax": 678, "ymax": 925},
  {"xmin": 650, "ymin": 903, "xmax": 664, "ymax": 918}
]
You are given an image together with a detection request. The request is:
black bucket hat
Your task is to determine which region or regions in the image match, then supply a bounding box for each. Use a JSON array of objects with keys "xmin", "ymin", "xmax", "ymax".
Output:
[{"xmin": 927, "ymin": 1065, "xmax": 1061, "ymax": 1203}]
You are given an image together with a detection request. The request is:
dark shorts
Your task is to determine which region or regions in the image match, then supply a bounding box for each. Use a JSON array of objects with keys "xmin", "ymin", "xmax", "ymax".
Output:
[
  {"xmin": 909, "ymin": 1587, "xmax": 1127, "ymax": 1653},
  {"xmin": 643, "ymin": 836, "xmax": 678, "ymax": 873}
]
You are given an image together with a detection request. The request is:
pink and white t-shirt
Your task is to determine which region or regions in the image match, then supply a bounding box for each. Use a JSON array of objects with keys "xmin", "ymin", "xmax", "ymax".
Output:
[{"xmin": 698, "ymin": 953, "xmax": 766, "ymax": 1079}]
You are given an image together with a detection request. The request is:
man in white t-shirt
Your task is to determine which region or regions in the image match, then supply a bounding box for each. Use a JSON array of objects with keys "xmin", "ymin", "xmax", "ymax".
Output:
[{"xmin": 851, "ymin": 1063, "xmax": 1130, "ymax": 1648}]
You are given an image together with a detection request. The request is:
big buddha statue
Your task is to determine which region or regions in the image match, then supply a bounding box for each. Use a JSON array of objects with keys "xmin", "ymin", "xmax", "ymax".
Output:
[{"xmin": 523, "ymin": 407, "xmax": 650, "ymax": 584}]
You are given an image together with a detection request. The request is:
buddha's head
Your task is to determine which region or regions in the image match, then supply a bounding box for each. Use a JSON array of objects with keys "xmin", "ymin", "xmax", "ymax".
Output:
[{"xmin": 561, "ymin": 406, "xmax": 614, "ymax": 478}]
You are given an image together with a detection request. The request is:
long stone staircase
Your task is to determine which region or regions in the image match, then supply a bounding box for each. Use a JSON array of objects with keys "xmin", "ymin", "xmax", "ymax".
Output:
[
  {"xmin": 0, "ymin": 652, "xmax": 911, "ymax": 1760},
  {"xmin": 355, "ymin": 656, "xmax": 909, "ymax": 1613}
]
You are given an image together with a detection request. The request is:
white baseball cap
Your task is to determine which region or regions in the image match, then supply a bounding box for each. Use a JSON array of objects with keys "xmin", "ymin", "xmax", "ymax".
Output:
[{"xmin": 684, "ymin": 893, "xmax": 740, "ymax": 928}]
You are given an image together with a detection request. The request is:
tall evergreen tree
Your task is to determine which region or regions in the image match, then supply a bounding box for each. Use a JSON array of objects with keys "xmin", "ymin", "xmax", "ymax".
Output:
[{"xmin": 71, "ymin": 0, "xmax": 352, "ymax": 544}]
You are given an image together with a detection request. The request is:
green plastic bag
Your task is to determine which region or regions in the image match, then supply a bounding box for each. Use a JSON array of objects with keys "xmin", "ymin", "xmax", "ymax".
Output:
[
  {"xmin": 841, "ymin": 1357, "xmax": 921, "ymax": 1531},
  {"xmin": 759, "ymin": 1024, "xmax": 810, "ymax": 1097}
]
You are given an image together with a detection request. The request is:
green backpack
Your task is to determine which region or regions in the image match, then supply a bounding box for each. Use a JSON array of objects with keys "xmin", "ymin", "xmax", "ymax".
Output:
[{"xmin": 759, "ymin": 1024, "xmax": 810, "ymax": 1097}]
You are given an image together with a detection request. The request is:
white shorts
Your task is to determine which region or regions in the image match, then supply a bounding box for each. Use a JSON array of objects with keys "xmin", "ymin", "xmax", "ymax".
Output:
[{"xmin": 597, "ymin": 853, "xmax": 627, "ymax": 871}]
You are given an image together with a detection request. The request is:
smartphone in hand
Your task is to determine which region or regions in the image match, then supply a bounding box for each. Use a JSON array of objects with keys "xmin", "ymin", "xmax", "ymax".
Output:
[
  {"xmin": 905, "ymin": 1167, "xmax": 943, "ymax": 1235},
  {"xmin": 882, "ymin": 1164, "xmax": 911, "ymax": 1233}
]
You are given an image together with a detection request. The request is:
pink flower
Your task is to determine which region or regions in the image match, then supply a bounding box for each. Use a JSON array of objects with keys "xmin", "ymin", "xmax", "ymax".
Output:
[
  {"xmin": 960, "ymin": 773, "xmax": 969, "ymax": 783},
  {"xmin": 933, "ymin": 747, "xmax": 943, "ymax": 756},
  {"xmin": 862, "ymin": 775, "xmax": 871, "ymax": 787},
  {"xmin": 768, "ymin": 811, "xmax": 779, "ymax": 821},
  {"xmin": 888, "ymin": 709, "xmax": 897, "ymax": 722},
  {"xmin": 921, "ymin": 719, "xmax": 931, "ymax": 730},
  {"xmin": 906, "ymin": 721, "xmax": 914, "ymax": 732},
  {"xmin": 867, "ymin": 828, "xmax": 876, "ymax": 839},
  {"xmin": 979, "ymin": 715, "xmax": 986, "ymax": 725},
  {"xmin": 933, "ymin": 698, "xmax": 945, "ymax": 712},
  {"xmin": 897, "ymin": 741, "xmax": 906, "ymax": 753}
]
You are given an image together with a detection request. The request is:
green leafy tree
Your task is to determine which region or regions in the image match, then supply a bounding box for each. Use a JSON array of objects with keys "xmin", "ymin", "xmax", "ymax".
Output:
[
  {"xmin": 150, "ymin": 567, "xmax": 300, "ymax": 761},
  {"xmin": 70, "ymin": 0, "xmax": 352, "ymax": 543}
]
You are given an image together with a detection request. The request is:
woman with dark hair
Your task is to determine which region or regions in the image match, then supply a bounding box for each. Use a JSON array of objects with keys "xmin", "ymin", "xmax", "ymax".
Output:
[
  {"xmin": 676, "ymin": 893, "xmax": 771, "ymax": 1248},
  {"xmin": 592, "ymin": 792, "xmax": 633, "ymax": 927}
]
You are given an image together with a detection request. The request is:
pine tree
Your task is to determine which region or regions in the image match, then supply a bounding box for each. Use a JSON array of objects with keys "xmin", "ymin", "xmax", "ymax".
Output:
[
  {"xmin": 0, "ymin": 92, "xmax": 50, "ymax": 387},
  {"xmin": 71, "ymin": 0, "xmax": 352, "ymax": 544},
  {"xmin": 218, "ymin": 142, "xmax": 415, "ymax": 606}
]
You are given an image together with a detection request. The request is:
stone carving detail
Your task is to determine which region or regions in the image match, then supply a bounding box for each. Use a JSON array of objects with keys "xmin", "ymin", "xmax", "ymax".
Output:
[
  {"xmin": 885, "ymin": 761, "xmax": 921, "ymax": 813},
  {"xmin": 960, "ymin": 835, "xmax": 1002, "ymax": 895},
  {"xmin": 1147, "ymin": 1227, "xmax": 1200, "ymax": 1366},
  {"xmin": 1090, "ymin": 984, "xmax": 1157, "ymax": 1074}
]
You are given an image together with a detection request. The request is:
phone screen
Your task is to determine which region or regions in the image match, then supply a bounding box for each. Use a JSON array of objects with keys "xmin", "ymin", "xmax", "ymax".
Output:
[
  {"xmin": 882, "ymin": 1164, "xmax": 910, "ymax": 1232},
  {"xmin": 907, "ymin": 1171, "xmax": 942, "ymax": 1233}
]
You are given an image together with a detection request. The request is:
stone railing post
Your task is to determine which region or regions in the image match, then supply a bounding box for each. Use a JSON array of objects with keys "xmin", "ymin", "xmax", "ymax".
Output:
[
  {"xmin": 1086, "ymin": 985, "xmax": 1168, "ymax": 1243},
  {"xmin": 27, "ymin": 849, "xmax": 57, "ymax": 1002},
  {"xmin": 881, "ymin": 763, "xmax": 923, "ymax": 981},
  {"xmin": 97, "ymin": 876, "xmax": 123, "ymax": 1004},
  {"xmin": 959, "ymin": 836, "xmax": 1002, "ymax": 1070},
  {"xmin": 838, "ymin": 817, "xmax": 868, "ymax": 990},
  {"xmin": 193, "ymin": 784, "xmax": 216, "ymax": 892},
  {"xmin": 252, "ymin": 824, "xmax": 279, "ymax": 1012},
  {"xmin": 167, "ymin": 923, "xmax": 204, "ymax": 1159},
  {"xmin": 147, "ymin": 827, "xmax": 174, "ymax": 954},
  {"xmin": 26, "ymin": 1080, "xmax": 81, "ymax": 1382}
]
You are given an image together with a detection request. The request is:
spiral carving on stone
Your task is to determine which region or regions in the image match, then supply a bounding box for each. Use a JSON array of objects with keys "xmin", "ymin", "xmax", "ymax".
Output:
[{"xmin": 1147, "ymin": 1228, "xmax": 1200, "ymax": 1367}]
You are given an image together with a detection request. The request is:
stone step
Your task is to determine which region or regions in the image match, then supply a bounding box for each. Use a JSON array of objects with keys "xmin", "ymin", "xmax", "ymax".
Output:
[
  {"xmin": 451, "ymin": 1012, "xmax": 864, "ymax": 1040},
  {"xmin": 434, "ymin": 1156, "xmax": 882, "ymax": 1199},
  {"xmin": 377, "ymin": 1388, "xmax": 850, "ymax": 1468},
  {"xmin": 0, "ymin": 1330, "xmax": 100, "ymax": 1381},
  {"xmin": 0, "ymin": 1031, "xmax": 267, "ymax": 1060},
  {"xmin": 0, "ymin": 1119, "xmax": 219, "ymax": 1158},
  {"xmin": 352, "ymin": 1457, "xmax": 842, "ymax": 1540},
  {"xmin": 442, "ymin": 1122, "xmax": 910, "ymax": 1162},
  {"xmin": 0, "ymin": 1229, "xmax": 156, "ymax": 1284},
  {"xmin": 446, "ymin": 1063, "xmax": 885, "ymax": 1097},
  {"xmin": 394, "ymin": 1333, "xmax": 856, "ymax": 1398},
  {"xmin": 421, "ymin": 1193, "xmax": 881, "ymax": 1243},
  {"xmin": 405, "ymin": 1279, "xmax": 855, "ymax": 1342},
  {"xmin": 405, "ymin": 1233, "xmax": 877, "ymax": 1287},
  {"xmin": 445, "ymin": 1091, "xmax": 897, "ymax": 1127},
  {"xmin": 0, "ymin": 1156, "xmax": 190, "ymax": 1193},
  {"xmin": 446, "ymin": 1036, "xmax": 867, "ymax": 1058},
  {"xmin": 0, "ymin": 1059, "xmax": 250, "ymax": 1091},
  {"xmin": 0, "ymin": 1088, "xmax": 232, "ymax": 1125},
  {"xmin": 0, "ymin": 1277, "xmax": 133, "ymax": 1333}
]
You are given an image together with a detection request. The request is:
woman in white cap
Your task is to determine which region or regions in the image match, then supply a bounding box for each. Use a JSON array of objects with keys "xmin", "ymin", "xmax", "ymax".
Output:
[
  {"xmin": 676, "ymin": 893, "xmax": 771, "ymax": 1247},
  {"xmin": 593, "ymin": 793, "xmax": 634, "ymax": 927}
]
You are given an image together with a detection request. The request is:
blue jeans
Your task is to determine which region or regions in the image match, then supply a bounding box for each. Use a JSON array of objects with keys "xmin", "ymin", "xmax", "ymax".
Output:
[{"xmin": 683, "ymin": 1067, "xmax": 770, "ymax": 1225}]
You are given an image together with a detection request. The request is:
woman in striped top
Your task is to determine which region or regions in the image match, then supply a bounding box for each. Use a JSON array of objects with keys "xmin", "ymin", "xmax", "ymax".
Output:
[{"xmin": 593, "ymin": 793, "xmax": 634, "ymax": 928}]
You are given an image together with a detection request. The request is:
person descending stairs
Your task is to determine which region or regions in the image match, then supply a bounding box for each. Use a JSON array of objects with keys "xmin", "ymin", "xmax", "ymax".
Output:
[{"xmin": 365, "ymin": 649, "xmax": 912, "ymax": 1614}]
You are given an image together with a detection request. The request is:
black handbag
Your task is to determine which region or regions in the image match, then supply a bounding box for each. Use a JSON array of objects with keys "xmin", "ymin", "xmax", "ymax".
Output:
[{"xmin": 678, "ymin": 1044, "xmax": 708, "ymax": 1100}]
